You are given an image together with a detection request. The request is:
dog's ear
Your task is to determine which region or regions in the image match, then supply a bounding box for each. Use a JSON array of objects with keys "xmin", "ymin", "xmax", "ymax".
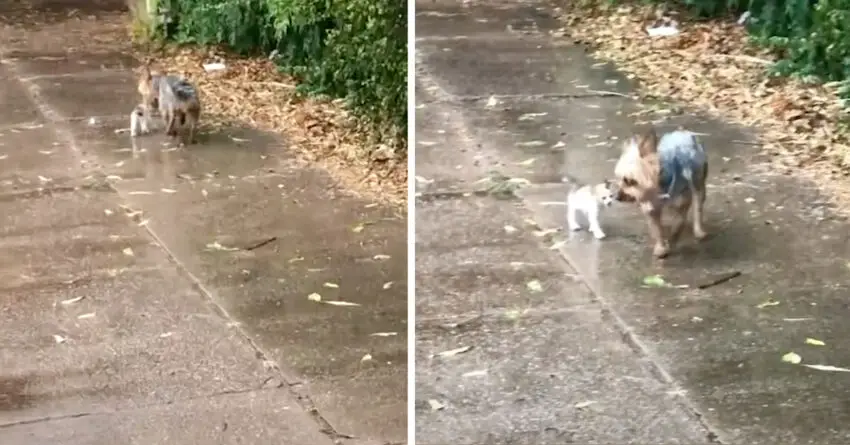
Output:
[
  {"xmin": 138, "ymin": 58, "xmax": 153, "ymax": 80},
  {"xmin": 636, "ymin": 127, "xmax": 658, "ymax": 157}
]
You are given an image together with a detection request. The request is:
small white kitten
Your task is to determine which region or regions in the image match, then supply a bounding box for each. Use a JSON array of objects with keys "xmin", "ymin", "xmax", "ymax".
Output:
[
  {"xmin": 566, "ymin": 181, "xmax": 617, "ymax": 239},
  {"xmin": 130, "ymin": 104, "xmax": 150, "ymax": 137}
]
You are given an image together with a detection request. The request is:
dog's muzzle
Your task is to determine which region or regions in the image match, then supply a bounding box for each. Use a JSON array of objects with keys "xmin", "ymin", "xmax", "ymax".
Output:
[{"xmin": 615, "ymin": 189, "xmax": 635, "ymax": 202}]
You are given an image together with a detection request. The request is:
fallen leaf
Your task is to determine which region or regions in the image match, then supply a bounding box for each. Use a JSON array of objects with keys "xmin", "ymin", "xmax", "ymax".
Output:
[
  {"xmin": 382, "ymin": 281, "xmax": 394, "ymax": 289},
  {"xmin": 504, "ymin": 225, "xmax": 518, "ymax": 234},
  {"xmin": 526, "ymin": 279, "xmax": 543, "ymax": 293},
  {"xmin": 361, "ymin": 353, "xmax": 373, "ymax": 362},
  {"xmin": 160, "ymin": 332, "xmax": 174, "ymax": 338},
  {"xmin": 128, "ymin": 191, "xmax": 153, "ymax": 195},
  {"xmin": 324, "ymin": 300, "xmax": 361, "ymax": 306},
  {"xmin": 462, "ymin": 369, "xmax": 488, "ymax": 377},
  {"xmin": 485, "ymin": 96, "xmax": 499, "ymax": 107},
  {"xmin": 436, "ymin": 346, "xmax": 472, "ymax": 358},
  {"xmin": 516, "ymin": 140, "xmax": 546, "ymax": 147},
  {"xmin": 805, "ymin": 338, "xmax": 826, "ymax": 346},
  {"xmin": 574, "ymin": 401, "xmax": 596, "ymax": 409},
  {"xmin": 428, "ymin": 399, "xmax": 446, "ymax": 411},
  {"xmin": 161, "ymin": 188, "xmax": 177, "ymax": 194},
  {"xmin": 104, "ymin": 209, "xmax": 114, "ymax": 216},
  {"xmin": 60, "ymin": 296, "xmax": 84, "ymax": 305},
  {"xmin": 802, "ymin": 364, "xmax": 850, "ymax": 372},
  {"xmin": 517, "ymin": 157, "xmax": 536, "ymax": 166},
  {"xmin": 549, "ymin": 240, "xmax": 567, "ymax": 250},
  {"xmin": 53, "ymin": 334, "xmax": 67, "ymax": 344},
  {"xmin": 415, "ymin": 175, "xmax": 435, "ymax": 185},
  {"xmin": 352, "ymin": 224, "xmax": 365, "ymax": 233},
  {"xmin": 370, "ymin": 332, "xmax": 398, "ymax": 337},
  {"xmin": 122, "ymin": 247, "xmax": 134, "ymax": 256},
  {"xmin": 373, "ymin": 254, "xmax": 391, "ymax": 260},
  {"xmin": 77, "ymin": 312, "xmax": 95, "ymax": 319},
  {"xmin": 323, "ymin": 282, "xmax": 339, "ymax": 288},
  {"xmin": 756, "ymin": 298, "xmax": 780, "ymax": 309},
  {"xmin": 782, "ymin": 352, "xmax": 802, "ymax": 364},
  {"xmin": 642, "ymin": 275, "xmax": 667, "ymax": 287},
  {"xmin": 307, "ymin": 293, "xmax": 322, "ymax": 302},
  {"xmin": 206, "ymin": 241, "xmax": 239, "ymax": 252},
  {"xmin": 518, "ymin": 112, "xmax": 548, "ymax": 121},
  {"xmin": 532, "ymin": 228, "xmax": 558, "ymax": 237}
]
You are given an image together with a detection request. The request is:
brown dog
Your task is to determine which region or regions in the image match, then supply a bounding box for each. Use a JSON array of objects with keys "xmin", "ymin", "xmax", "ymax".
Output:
[
  {"xmin": 613, "ymin": 127, "xmax": 708, "ymax": 258},
  {"xmin": 136, "ymin": 62, "xmax": 202, "ymax": 145}
]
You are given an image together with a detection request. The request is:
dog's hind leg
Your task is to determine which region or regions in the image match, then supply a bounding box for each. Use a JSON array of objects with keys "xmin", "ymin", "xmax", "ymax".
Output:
[
  {"xmin": 691, "ymin": 163, "xmax": 708, "ymax": 240},
  {"xmin": 669, "ymin": 194, "xmax": 692, "ymax": 248}
]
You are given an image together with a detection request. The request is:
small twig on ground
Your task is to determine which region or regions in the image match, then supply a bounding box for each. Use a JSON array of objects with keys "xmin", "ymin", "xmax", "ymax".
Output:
[
  {"xmin": 696, "ymin": 271, "xmax": 742, "ymax": 289},
  {"xmin": 586, "ymin": 89, "xmax": 633, "ymax": 98},
  {"xmin": 243, "ymin": 236, "xmax": 278, "ymax": 251}
]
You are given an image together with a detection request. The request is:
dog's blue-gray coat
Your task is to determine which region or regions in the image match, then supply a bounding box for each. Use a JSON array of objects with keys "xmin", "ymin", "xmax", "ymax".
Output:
[{"xmin": 657, "ymin": 130, "xmax": 707, "ymax": 199}]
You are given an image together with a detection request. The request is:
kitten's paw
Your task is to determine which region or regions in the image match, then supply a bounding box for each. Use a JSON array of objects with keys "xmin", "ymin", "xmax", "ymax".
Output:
[
  {"xmin": 592, "ymin": 230, "xmax": 606, "ymax": 240},
  {"xmin": 568, "ymin": 224, "xmax": 581, "ymax": 232}
]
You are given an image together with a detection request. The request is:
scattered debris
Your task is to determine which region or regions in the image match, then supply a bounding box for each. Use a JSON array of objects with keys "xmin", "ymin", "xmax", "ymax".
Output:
[
  {"xmin": 526, "ymin": 279, "xmax": 543, "ymax": 293},
  {"xmin": 60, "ymin": 296, "xmax": 84, "ymax": 305},
  {"xmin": 782, "ymin": 352, "xmax": 802, "ymax": 364},
  {"xmin": 428, "ymin": 399, "xmax": 446, "ymax": 411},
  {"xmin": 646, "ymin": 25, "xmax": 679, "ymax": 37},
  {"xmin": 756, "ymin": 298, "xmax": 780, "ymax": 309},
  {"xmin": 203, "ymin": 62, "xmax": 226, "ymax": 72},
  {"xmin": 803, "ymin": 364, "xmax": 850, "ymax": 372},
  {"xmin": 243, "ymin": 236, "xmax": 277, "ymax": 251},
  {"xmin": 696, "ymin": 271, "xmax": 742, "ymax": 289},
  {"xmin": 435, "ymin": 346, "xmax": 473, "ymax": 358}
]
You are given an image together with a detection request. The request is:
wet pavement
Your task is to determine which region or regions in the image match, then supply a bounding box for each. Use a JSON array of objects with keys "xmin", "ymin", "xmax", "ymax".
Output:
[
  {"xmin": 415, "ymin": 0, "xmax": 850, "ymax": 444},
  {"xmin": 0, "ymin": 3, "xmax": 406, "ymax": 445}
]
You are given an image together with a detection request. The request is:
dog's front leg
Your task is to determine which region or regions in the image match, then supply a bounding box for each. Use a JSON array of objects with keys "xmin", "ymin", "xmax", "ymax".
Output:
[{"xmin": 640, "ymin": 201, "xmax": 668, "ymax": 258}]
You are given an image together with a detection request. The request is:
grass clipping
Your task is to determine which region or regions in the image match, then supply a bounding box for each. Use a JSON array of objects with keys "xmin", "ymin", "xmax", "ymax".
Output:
[
  {"xmin": 559, "ymin": 2, "xmax": 850, "ymax": 209},
  {"xmin": 147, "ymin": 47, "xmax": 406, "ymax": 208}
]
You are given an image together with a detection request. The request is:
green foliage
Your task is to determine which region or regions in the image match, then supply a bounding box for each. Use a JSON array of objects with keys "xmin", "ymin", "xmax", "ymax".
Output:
[{"xmin": 154, "ymin": 0, "xmax": 407, "ymax": 151}]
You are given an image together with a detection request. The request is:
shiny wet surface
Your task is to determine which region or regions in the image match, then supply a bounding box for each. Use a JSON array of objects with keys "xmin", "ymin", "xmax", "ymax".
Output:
[
  {"xmin": 416, "ymin": 0, "xmax": 850, "ymax": 443},
  {"xmin": 0, "ymin": 3, "xmax": 406, "ymax": 444}
]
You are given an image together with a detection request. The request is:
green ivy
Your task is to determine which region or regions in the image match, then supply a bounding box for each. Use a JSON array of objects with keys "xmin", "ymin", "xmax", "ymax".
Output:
[{"xmin": 153, "ymin": 0, "xmax": 407, "ymax": 153}]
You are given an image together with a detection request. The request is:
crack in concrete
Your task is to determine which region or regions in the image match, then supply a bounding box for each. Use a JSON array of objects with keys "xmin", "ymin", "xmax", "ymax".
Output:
[
  {"xmin": 0, "ymin": 385, "xmax": 292, "ymax": 430},
  {"xmin": 0, "ymin": 51, "xmax": 344, "ymax": 444},
  {"xmin": 416, "ymin": 304, "xmax": 602, "ymax": 328},
  {"xmin": 419, "ymin": 91, "xmax": 634, "ymax": 105}
]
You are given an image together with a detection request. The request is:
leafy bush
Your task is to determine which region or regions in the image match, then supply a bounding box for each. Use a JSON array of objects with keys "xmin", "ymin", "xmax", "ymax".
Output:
[{"xmin": 152, "ymin": 0, "xmax": 407, "ymax": 152}]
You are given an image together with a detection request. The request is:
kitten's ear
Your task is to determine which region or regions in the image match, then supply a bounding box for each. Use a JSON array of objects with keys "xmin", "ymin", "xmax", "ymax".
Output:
[{"xmin": 636, "ymin": 127, "xmax": 658, "ymax": 157}]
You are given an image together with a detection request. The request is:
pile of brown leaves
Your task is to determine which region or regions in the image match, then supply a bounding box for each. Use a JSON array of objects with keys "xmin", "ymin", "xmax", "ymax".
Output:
[
  {"xmin": 560, "ymin": 2, "xmax": 850, "ymax": 206},
  {"xmin": 148, "ymin": 46, "xmax": 407, "ymax": 208}
]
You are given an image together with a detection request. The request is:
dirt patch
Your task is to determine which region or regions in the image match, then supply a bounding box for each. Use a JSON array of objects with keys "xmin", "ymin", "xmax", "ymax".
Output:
[{"xmin": 557, "ymin": 1, "xmax": 850, "ymax": 213}]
